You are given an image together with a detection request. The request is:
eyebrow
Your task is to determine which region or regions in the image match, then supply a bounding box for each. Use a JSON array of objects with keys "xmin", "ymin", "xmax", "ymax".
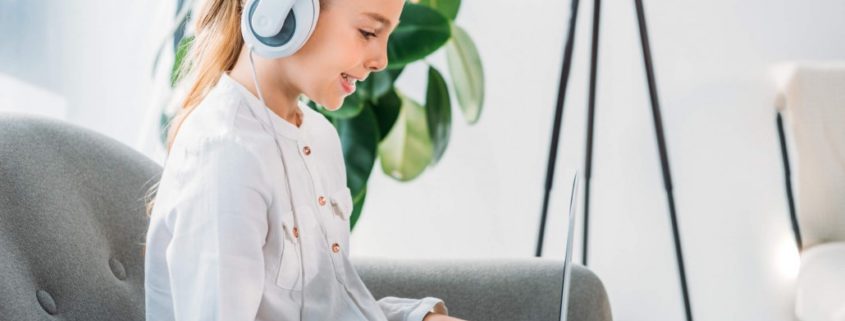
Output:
[{"xmin": 364, "ymin": 12, "xmax": 398, "ymax": 31}]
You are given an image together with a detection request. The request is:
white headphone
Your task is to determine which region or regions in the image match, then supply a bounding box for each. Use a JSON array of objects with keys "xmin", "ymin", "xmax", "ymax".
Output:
[{"xmin": 241, "ymin": 0, "xmax": 320, "ymax": 58}]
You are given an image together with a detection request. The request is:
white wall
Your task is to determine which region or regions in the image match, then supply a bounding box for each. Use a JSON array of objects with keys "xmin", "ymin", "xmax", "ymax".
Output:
[
  {"xmin": 4, "ymin": 1, "xmax": 844, "ymax": 320},
  {"xmin": 352, "ymin": 1, "xmax": 845, "ymax": 321},
  {"xmin": 0, "ymin": 0, "xmax": 163, "ymax": 146}
]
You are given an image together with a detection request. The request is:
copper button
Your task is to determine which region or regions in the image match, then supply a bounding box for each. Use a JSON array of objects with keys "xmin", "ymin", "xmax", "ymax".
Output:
[
  {"xmin": 318, "ymin": 196, "xmax": 327, "ymax": 206},
  {"xmin": 303, "ymin": 146, "xmax": 311, "ymax": 156},
  {"xmin": 331, "ymin": 243, "xmax": 341, "ymax": 253},
  {"xmin": 292, "ymin": 226, "xmax": 299, "ymax": 238}
]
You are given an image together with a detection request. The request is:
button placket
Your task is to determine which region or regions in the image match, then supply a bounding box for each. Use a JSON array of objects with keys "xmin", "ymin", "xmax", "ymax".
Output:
[
  {"xmin": 295, "ymin": 139, "xmax": 347, "ymax": 285},
  {"xmin": 297, "ymin": 141, "xmax": 331, "ymax": 219}
]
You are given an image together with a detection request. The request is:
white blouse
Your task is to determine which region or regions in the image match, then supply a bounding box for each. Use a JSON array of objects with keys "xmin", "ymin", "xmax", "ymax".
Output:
[{"xmin": 144, "ymin": 73, "xmax": 449, "ymax": 321}]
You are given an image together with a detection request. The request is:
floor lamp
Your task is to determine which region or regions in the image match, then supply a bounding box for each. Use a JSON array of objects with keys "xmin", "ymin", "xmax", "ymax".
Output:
[{"xmin": 534, "ymin": 1, "xmax": 694, "ymax": 320}]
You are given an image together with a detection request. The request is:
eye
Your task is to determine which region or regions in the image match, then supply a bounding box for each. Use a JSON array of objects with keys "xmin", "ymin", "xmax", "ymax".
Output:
[{"xmin": 359, "ymin": 29, "xmax": 377, "ymax": 40}]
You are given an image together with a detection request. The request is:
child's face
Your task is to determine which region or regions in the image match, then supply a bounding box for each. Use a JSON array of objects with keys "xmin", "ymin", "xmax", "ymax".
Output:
[{"xmin": 280, "ymin": 0, "xmax": 404, "ymax": 110}]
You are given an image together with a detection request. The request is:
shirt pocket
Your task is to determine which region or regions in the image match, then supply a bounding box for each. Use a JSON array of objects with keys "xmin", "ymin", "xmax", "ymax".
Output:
[
  {"xmin": 327, "ymin": 186, "xmax": 354, "ymax": 286},
  {"xmin": 329, "ymin": 186, "xmax": 354, "ymax": 222},
  {"xmin": 276, "ymin": 210, "xmax": 303, "ymax": 291}
]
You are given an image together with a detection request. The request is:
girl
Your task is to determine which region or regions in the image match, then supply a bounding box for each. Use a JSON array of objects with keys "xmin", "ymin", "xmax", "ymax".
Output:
[{"xmin": 143, "ymin": 0, "xmax": 465, "ymax": 320}]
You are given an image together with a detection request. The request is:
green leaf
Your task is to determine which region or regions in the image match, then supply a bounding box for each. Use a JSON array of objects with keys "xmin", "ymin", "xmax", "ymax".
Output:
[
  {"xmin": 418, "ymin": 0, "xmax": 461, "ymax": 20},
  {"xmin": 358, "ymin": 71, "xmax": 394, "ymax": 102},
  {"xmin": 372, "ymin": 88, "xmax": 402, "ymax": 142},
  {"xmin": 335, "ymin": 106, "xmax": 379, "ymax": 199},
  {"xmin": 387, "ymin": 3, "xmax": 451, "ymax": 69},
  {"xmin": 377, "ymin": 92, "xmax": 433, "ymax": 181},
  {"xmin": 170, "ymin": 36, "xmax": 194, "ymax": 88},
  {"xmin": 349, "ymin": 186, "xmax": 366, "ymax": 231},
  {"xmin": 445, "ymin": 24, "xmax": 484, "ymax": 124},
  {"xmin": 425, "ymin": 66, "xmax": 452, "ymax": 163},
  {"xmin": 387, "ymin": 66, "xmax": 405, "ymax": 81}
]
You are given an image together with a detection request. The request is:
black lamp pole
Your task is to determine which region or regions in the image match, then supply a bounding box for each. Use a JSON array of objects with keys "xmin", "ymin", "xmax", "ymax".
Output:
[
  {"xmin": 629, "ymin": 2, "xmax": 693, "ymax": 320},
  {"xmin": 581, "ymin": 0, "xmax": 601, "ymax": 267},
  {"xmin": 535, "ymin": 1, "xmax": 694, "ymax": 320},
  {"xmin": 535, "ymin": 0, "xmax": 581, "ymax": 259}
]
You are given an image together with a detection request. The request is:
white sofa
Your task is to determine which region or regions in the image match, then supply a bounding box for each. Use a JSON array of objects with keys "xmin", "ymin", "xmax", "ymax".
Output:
[{"xmin": 774, "ymin": 63, "xmax": 845, "ymax": 321}]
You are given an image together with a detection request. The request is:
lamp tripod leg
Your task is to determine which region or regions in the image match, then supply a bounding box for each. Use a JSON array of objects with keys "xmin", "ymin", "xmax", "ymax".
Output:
[
  {"xmin": 536, "ymin": 0, "xmax": 584, "ymax": 258},
  {"xmin": 633, "ymin": 0, "xmax": 693, "ymax": 320},
  {"xmin": 582, "ymin": 0, "xmax": 602, "ymax": 267}
]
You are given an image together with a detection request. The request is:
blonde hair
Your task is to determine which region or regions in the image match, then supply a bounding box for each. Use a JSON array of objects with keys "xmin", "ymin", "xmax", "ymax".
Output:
[
  {"xmin": 145, "ymin": 0, "xmax": 246, "ymax": 218},
  {"xmin": 169, "ymin": 0, "xmax": 246, "ymax": 153}
]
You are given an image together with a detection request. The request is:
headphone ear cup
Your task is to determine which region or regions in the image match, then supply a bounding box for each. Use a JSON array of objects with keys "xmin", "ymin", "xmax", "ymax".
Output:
[
  {"xmin": 241, "ymin": 0, "xmax": 320, "ymax": 58},
  {"xmin": 246, "ymin": 0, "xmax": 297, "ymax": 47}
]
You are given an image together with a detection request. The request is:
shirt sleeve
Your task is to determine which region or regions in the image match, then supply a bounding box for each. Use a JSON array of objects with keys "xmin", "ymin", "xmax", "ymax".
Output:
[
  {"xmin": 376, "ymin": 296, "xmax": 449, "ymax": 321},
  {"xmin": 165, "ymin": 134, "xmax": 271, "ymax": 321}
]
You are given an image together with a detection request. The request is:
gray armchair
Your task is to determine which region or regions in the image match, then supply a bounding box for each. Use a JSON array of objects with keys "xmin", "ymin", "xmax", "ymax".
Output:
[
  {"xmin": 0, "ymin": 114, "xmax": 612, "ymax": 321},
  {"xmin": 0, "ymin": 114, "xmax": 159, "ymax": 320}
]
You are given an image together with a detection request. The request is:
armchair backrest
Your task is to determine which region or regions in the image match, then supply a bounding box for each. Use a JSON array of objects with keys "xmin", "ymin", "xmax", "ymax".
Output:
[{"xmin": 0, "ymin": 114, "xmax": 161, "ymax": 320}]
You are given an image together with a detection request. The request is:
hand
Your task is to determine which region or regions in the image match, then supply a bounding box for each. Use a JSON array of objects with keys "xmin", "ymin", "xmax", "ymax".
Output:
[{"xmin": 423, "ymin": 312, "xmax": 468, "ymax": 321}]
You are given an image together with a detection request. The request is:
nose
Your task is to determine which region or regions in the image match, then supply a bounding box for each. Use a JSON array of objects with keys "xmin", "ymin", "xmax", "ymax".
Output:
[{"xmin": 365, "ymin": 48, "xmax": 388, "ymax": 72}]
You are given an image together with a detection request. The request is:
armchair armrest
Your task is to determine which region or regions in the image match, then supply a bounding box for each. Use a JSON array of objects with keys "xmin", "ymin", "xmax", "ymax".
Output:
[{"xmin": 352, "ymin": 257, "xmax": 612, "ymax": 321}]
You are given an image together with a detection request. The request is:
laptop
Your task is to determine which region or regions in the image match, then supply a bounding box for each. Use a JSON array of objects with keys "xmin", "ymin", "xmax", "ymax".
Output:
[{"xmin": 558, "ymin": 171, "xmax": 579, "ymax": 321}]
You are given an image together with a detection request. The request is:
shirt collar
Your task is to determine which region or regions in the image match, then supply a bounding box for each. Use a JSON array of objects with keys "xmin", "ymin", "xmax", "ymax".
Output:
[{"xmin": 219, "ymin": 72, "xmax": 307, "ymax": 141}]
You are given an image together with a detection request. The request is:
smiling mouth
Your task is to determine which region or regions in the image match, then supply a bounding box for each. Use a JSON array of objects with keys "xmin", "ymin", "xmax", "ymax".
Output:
[{"xmin": 340, "ymin": 73, "xmax": 358, "ymax": 94}]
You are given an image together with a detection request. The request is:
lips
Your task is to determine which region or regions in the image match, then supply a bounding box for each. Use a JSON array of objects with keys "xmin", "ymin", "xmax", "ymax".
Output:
[{"xmin": 340, "ymin": 73, "xmax": 358, "ymax": 94}]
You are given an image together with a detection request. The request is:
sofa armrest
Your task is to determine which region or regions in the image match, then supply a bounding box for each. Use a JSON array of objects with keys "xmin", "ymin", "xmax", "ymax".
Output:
[{"xmin": 352, "ymin": 257, "xmax": 612, "ymax": 321}]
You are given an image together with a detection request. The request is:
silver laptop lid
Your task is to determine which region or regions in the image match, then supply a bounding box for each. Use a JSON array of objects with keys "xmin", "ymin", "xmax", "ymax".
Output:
[{"xmin": 559, "ymin": 171, "xmax": 579, "ymax": 321}]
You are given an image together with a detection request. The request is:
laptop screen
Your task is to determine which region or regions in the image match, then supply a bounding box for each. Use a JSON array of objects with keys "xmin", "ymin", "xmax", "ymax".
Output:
[{"xmin": 558, "ymin": 172, "xmax": 579, "ymax": 321}]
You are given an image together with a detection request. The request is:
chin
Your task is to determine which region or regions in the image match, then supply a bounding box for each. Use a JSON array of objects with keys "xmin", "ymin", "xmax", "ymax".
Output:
[
  {"xmin": 326, "ymin": 101, "xmax": 344, "ymax": 111},
  {"xmin": 313, "ymin": 95, "xmax": 344, "ymax": 111}
]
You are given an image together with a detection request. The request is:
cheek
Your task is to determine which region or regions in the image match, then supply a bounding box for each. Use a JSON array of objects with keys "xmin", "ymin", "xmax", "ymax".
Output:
[
  {"xmin": 296, "ymin": 30, "xmax": 365, "ymax": 109},
  {"xmin": 284, "ymin": 60, "xmax": 338, "ymax": 109},
  {"xmin": 304, "ymin": 73, "xmax": 344, "ymax": 111},
  {"xmin": 318, "ymin": 29, "xmax": 367, "ymax": 68},
  {"xmin": 317, "ymin": 56, "xmax": 361, "ymax": 109}
]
